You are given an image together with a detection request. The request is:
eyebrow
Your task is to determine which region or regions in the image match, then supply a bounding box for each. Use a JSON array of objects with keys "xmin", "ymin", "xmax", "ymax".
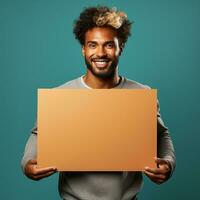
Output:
[{"xmin": 86, "ymin": 40, "xmax": 115, "ymax": 45}]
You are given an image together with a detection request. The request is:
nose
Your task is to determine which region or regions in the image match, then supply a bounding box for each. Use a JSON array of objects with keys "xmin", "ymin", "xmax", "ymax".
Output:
[{"xmin": 96, "ymin": 46, "xmax": 106, "ymax": 57}]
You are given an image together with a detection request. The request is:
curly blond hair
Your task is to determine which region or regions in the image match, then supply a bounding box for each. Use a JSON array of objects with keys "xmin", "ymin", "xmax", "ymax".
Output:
[{"xmin": 73, "ymin": 6, "xmax": 132, "ymax": 46}]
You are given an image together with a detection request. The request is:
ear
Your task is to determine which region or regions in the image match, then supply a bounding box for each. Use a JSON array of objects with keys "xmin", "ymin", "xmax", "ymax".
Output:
[
  {"xmin": 119, "ymin": 43, "xmax": 124, "ymax": 56},
  {"xmin": 82, "ymin": 45, "xmax": 85, "ymax": 57}
]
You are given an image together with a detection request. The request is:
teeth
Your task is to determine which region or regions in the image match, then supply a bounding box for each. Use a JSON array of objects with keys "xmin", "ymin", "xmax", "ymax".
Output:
[
  {"xmin": 95, "ymin": 61, "xmax": 106, "ymax": 64},
  {"xmin": 93, "ymin": 59, "xmax": 108, "ymax": 62},
  {"xmin": 93, "ymin": 61, "xmax": 108, "ymax": 68}
]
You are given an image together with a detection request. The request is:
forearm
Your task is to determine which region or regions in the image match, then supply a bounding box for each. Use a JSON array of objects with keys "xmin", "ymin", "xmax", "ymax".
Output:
[{"xmin": 157, "ymin": 116, "xmax": 176, "ymax": 176}]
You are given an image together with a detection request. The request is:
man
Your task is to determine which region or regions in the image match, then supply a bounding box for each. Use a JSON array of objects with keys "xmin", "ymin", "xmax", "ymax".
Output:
[{"xmin": 21, "ymin": 6, "xmax": 176, "ymax": 200}]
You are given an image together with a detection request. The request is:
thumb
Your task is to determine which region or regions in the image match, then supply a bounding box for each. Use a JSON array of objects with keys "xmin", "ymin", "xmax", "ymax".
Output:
[
  {"xmin": 154, "ymin": 157, "xmax": 167, "ymax": 166},
  {"xmin": 29, "ymin": 159, "xmax": 37, "ymax": 165}
]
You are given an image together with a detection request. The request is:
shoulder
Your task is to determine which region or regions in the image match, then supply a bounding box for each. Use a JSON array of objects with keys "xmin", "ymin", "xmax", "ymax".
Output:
[
  {"xmin": 55, "ymin": 77, "xmax": 81, "ymax": 89},
  {"xmin": 122, "ymin": 77, "xmax": 151, "ymax": 89}
]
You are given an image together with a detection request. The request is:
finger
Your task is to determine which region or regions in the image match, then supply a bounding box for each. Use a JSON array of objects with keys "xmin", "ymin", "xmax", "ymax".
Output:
[
  {"xmin": 144, "ymin": 170, "xmax": 165, "ymax": 180},
  {"xmin": 155, "ymin": 157, "xmax": 168, "ymax": 166},
  {"xmin": 28, "ymin": 159, "xmax": 37, "ymax": 165},
  {"xmin": 33, "ymin": 170, "xmax": 57, "ymax": 180},
  {"xmin": 148, "ymin": 175, "xmax": 164, "ymax": 184},
  {"xmin": 144, "ymin": 166, "xmax": 164, "ymax": 174},
  {"xmin": 159, "ymin": 163, "xmax": 170, "ymax": 171},
  {"xmin": 33, "ymin": 166, "xmax": 57, "ymax": 175}
]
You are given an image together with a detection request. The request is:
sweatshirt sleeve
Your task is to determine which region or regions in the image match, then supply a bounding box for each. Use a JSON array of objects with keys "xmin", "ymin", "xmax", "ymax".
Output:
[
  {"xmin": 157, "ymin": 101, "xmax": 176, "ymax": 177},
  {"xmin": 21, "ymin": 122, "xmax": 38, "ymax": 173}
]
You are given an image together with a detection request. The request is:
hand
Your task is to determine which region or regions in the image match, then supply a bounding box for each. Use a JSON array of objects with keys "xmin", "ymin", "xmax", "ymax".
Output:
[
  {"xmin": 24, "ymin": 159, "xmax": 57, "ymax": 181},
  {"xmin": 144, "ymin": 157, "xmax": 171, "ymax": 184}
]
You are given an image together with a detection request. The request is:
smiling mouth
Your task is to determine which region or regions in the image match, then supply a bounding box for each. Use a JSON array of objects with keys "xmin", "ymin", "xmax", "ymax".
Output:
[{"xmin": 92, "ymin": 59, "xmax": 110, "ymax": 68}]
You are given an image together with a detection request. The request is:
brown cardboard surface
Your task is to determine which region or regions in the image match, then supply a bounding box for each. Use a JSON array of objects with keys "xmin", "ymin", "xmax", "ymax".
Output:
[{"xmin": 37, "ymin": 89, "xmax": 157, "ymax": 171}]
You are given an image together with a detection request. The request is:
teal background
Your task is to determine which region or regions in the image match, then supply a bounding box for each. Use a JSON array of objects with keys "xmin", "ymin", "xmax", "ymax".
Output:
[{"xmin": 1, "ymin": 0, "xmax": 199, "ymax": 199}]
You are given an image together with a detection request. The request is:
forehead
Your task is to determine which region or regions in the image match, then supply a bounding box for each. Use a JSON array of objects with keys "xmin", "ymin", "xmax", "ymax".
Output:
[{"xmin": 85, "ymin": 27, "xmax": 118, "ymax": 43}]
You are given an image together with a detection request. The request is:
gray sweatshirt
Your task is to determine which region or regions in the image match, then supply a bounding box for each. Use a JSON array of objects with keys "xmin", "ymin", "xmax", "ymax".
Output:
[{"xmin": 21, "ymin": 75, "xmax": 176, "ymax": 200}]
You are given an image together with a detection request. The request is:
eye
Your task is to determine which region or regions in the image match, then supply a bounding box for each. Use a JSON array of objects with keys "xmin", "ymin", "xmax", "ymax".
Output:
[
  {"xmin": 106, "ymin": 42, "xmax": 115, "ymax": 49},
  {"xmin": 88, "ymin": 43, "xmax": 96, "ymax": 49}
]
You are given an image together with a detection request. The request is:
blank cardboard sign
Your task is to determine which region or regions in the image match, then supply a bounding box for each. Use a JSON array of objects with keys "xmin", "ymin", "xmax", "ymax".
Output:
[{"xmin": 37, "ymin": 89, "xmax": 157, "ymax": 171}]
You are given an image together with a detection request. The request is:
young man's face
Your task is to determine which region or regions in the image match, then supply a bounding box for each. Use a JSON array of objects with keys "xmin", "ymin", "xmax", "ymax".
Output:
[{"xmin": 82, "ymin": 26, "xmax": 121, "ymax": 79}]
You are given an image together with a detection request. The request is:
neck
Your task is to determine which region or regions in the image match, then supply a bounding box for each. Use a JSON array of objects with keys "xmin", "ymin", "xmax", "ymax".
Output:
[{"xmin": 83, "ymin": 69, "xmax": 120, "ymax": 89}]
